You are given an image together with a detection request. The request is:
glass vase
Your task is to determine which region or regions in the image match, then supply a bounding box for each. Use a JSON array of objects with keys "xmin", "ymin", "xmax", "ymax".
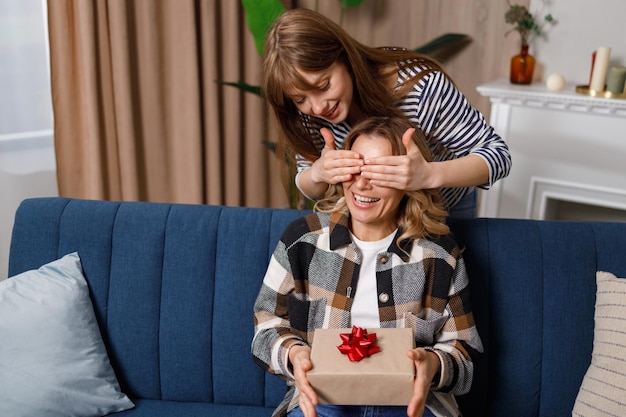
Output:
[{"xmin": 510, "ymin": 44, "xmax": 535, "ymax": 85}]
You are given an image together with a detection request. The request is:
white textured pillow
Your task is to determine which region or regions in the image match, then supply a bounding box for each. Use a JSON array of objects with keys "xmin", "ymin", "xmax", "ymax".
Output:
[
  {"xmin": 572, "ymin": 271, "xmax": 626, "ymax": 416},
  {"xmin": 0, "ymin": 252, "xmax": 134, "ymax": 417}
]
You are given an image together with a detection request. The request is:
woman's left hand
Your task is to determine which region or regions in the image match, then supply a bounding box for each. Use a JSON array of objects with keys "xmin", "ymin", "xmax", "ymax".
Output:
[
  {"xmin": 406, "ymin": 348, "xmax": 441, "ymax": 417},
  {"xmin": 359, "ymin": 128, "xmax": 435, "ymax": 191}
]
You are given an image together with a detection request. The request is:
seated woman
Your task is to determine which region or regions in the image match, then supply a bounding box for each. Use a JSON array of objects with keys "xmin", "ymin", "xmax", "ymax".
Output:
[{"xmin": 252, "ymin": 117, "xmax": 482, "ymax": 417}]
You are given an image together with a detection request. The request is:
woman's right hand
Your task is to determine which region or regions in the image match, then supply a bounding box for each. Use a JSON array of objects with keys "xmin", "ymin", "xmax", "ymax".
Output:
[
  {"xmin": 308, "ymin": 128, "xmax": 363, "ymax": 186},
  {"xmin": 289, "ymin": 344, "xmax": 318, "ymax": 417}
]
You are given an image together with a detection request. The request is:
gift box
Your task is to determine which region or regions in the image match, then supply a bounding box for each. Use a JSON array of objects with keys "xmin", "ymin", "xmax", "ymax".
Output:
[{"xmin": 307, "ymin": 327, "xmax": 415, "ymax": 405}]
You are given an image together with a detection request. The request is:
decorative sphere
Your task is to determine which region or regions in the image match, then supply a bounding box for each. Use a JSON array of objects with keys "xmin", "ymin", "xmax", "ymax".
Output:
[{"xmin": 546, "ymin": 73, "xmax": 566, "ymax": 92}]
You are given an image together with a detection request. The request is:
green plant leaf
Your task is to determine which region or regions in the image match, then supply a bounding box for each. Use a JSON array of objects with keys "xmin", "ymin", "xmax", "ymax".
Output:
[
  {"xmin": 415, "ymin": 33, "xmax": 472, "ymax": 63},
  {"xmin": 262, "ymin": 140, "xmax": 277, "ymax": 154},
  {"xmin": 214, "ymin": 80, "xmax": 264, "ymax": 98},
  {"xmin": 241, "ymin": 0, "xmax": 286, "ymax": 56},
  {"xmin": 340, "ymin": 0, "xmax": 365, "ymax": 8}
]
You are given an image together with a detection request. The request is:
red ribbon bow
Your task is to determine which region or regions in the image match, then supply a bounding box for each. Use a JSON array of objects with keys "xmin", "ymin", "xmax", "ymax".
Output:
[{"xmin": 337, "ymin": 326, "xmax": 381, "ymax": 362}]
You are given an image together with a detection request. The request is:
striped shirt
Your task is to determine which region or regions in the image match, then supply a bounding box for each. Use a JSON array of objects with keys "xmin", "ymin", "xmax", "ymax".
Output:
[
  {"xmin": 295, "ymin": 66, "xmax": 511, "ymax": 208},
  {"xmin": 252, "ymin": 209, "xmax": 483, "ymax": 417}
]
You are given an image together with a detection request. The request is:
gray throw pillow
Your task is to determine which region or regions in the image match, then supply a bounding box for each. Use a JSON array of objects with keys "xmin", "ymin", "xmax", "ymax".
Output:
[{"xmin": 0, "ymin": 252, "xmax": 134, "ymax": 417}]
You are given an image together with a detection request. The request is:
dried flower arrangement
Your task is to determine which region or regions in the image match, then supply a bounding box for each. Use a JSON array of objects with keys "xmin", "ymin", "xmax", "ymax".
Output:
[{"xmin": 505, "ymin": 1, "xmax": 555, "ymax": 46}]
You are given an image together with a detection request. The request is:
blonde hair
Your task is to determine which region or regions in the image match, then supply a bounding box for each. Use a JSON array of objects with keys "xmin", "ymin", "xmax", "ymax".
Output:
[
  {"xmin": 316, "ymin": 117, "xmax": 450, "ymax": 242},
  {"xmin": 262, "ymin": 8, "xmax": 444, "ymax": 163}
]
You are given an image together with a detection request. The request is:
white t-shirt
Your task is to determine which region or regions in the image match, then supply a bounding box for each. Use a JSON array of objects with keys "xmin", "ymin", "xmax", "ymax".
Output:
[{"xmin": 350, "ymin": 230, "xmax": 397, "ymax": 329}]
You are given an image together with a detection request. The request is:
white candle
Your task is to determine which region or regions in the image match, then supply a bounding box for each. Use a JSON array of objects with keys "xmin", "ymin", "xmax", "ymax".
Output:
[
  {"xmin": 546, "ymin": 73, "xmax": 566, "ymax": 92},
  {"xmin": 589, "ymin": 47, "xmax": 611, "ymax": 92}
]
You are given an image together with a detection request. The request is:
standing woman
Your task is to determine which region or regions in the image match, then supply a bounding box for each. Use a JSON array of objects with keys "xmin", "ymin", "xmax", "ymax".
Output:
[{"xmin": 262, "ymin": 8, "xmax": 511, "ymax": 219}]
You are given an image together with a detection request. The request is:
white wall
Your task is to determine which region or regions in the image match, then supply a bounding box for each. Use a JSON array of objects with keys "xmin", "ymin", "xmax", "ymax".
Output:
[
  {"xmin": 530, "ymin": 0, "xmax": 626, "ymax": 85},
  {"xmin": 0, "ymin": 137, "xmax": 57, "ymax": 280}
]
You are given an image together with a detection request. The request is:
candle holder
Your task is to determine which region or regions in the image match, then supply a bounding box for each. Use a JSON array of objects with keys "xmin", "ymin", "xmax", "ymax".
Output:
[{"xmin": 576, "ymin": 85, "xmax": 626, "ymax": 99}]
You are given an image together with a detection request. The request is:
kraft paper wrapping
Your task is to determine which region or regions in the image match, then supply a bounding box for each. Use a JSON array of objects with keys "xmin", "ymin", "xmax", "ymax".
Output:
[{"xmin": 307, "ymin": 327, "xmax": 415, "ymax": 405}]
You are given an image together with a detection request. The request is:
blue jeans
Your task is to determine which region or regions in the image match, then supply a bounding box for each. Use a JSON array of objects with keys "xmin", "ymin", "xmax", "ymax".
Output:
[
  {"xmin": 448, "ymin": 188, "xmax": 477, "ymax": 219},
  {"xmin": 288, "ymin": 405, "xmax": 436, "ymax": 417}
]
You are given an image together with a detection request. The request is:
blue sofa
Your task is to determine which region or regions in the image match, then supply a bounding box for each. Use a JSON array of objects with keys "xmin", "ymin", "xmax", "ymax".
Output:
[{"xmin": 7, "ymin": 197, "xmax": 626, "ymax": 417}]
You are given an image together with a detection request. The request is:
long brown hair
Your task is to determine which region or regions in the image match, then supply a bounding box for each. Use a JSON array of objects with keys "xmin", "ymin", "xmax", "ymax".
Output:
[
  {"xmin": 262, "ymin": 8, "xmax": 444, "ymax": 162},
  {"xmin": 316, "ymin": 117, "xmax": 450, "ymax": 241}
]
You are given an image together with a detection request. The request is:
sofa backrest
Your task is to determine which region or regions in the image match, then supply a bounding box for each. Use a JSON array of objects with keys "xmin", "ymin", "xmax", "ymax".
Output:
[
  {"xmin": 8, "ymin": 198, "xmax": 306, "ymax": 411},
  {"xmin": 449, "ymin": 217, "xmax": 626, "ymax": 417},
  {"xmin": 8, "ymin": 198, "xmax": 626, "ymax": 417}
]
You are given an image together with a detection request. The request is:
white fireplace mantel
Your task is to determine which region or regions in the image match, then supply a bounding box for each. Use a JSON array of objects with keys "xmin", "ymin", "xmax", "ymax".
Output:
[
  {"xmin": 477, "ymin": 79, "xmax": 626, "ymax": 221},
  {"xmin": 477, "ymin": 79, "xmax": 626, "ymax": 117}
]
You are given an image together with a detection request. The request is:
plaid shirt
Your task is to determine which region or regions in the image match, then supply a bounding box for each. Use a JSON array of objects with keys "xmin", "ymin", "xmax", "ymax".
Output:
[{"xmin": 252, "ymin": 209, "xmax": 483, "ymax": 417}]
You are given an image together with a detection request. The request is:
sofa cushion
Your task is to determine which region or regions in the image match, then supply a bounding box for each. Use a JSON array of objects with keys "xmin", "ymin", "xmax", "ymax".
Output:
[
  {"xmin": 0, "ymin": 252, "xmax": 134, "ymax": 417},
  {"xmin": 572, "ymin": 271, "xmax": 626, "ymax": 416}
]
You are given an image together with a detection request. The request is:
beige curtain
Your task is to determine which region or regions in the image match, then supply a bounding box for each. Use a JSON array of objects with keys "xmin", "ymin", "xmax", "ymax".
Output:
[{"xmin": 48, "ymin": 0, "xmax": 288, "ymax": 207}]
